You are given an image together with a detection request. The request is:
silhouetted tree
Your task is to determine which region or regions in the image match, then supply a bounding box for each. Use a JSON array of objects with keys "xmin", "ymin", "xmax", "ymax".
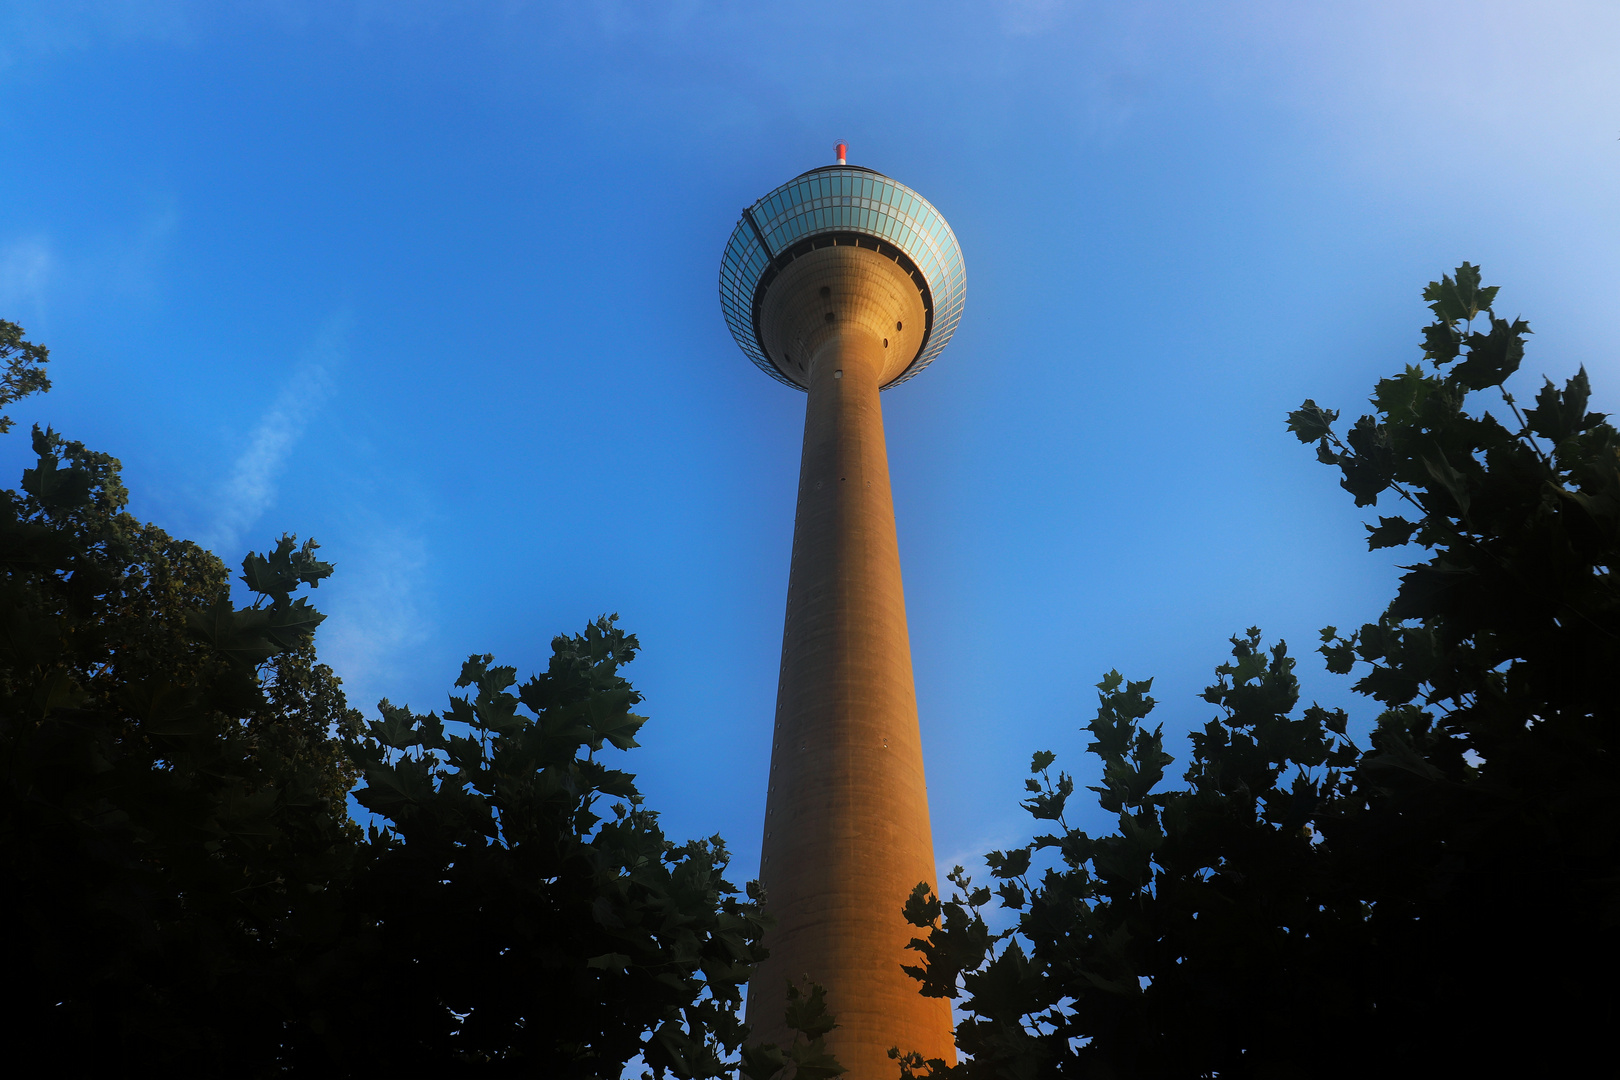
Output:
[
  {"xmin": 295, "ymin": 620, "xmax": 768, "ymax": 1078},
  {"xmin": 741, "ymin": 979, "xmax": 848, "ymax": 1080},
  {"xmin": 1, "ymin": 423, "xmax": 361, "ymax": 1067},
  {"xmin": 902, "ymin": 265, "xmax": 1620, "ymax": 1077},
  {"xmin": 0, "ymin": 325, "xmax": 768, "ymax": 1076},
  {"xmin": 0, "ymin": 319, "xmax": 50, "ymax": 433}
]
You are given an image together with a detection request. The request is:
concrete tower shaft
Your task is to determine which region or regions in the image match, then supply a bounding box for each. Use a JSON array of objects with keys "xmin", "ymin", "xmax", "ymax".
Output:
[
  {"xmin": 719, "ymin": 156, "xmax": 965, "ymax": 1077},
  {"xmin": 748, "ymin": 243, "xmax": 955, "ymax": 1074}
]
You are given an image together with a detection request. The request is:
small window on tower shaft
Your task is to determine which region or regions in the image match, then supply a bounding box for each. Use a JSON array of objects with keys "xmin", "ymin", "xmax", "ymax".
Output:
[{"xmin": 896, "ymin": 320, "xmax": 903, "ymax": 331}]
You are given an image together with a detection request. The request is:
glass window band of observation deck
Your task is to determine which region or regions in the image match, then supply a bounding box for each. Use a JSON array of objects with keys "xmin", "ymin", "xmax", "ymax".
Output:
[{"xmin": 719, "ymin": 166, "xmax": 967, "ymax": 390}]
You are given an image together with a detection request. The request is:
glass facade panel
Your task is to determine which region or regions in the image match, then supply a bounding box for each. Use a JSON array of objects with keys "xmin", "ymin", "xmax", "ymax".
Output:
[{"xmin": 719, "ymin": 164, "xmax": 966, "ymax": 389}]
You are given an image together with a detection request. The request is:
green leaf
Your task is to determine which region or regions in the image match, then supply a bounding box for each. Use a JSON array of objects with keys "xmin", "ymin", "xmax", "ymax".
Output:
[
  {"xmin": 594, "ymin": 710, "xmax": 646, "ymax": 751},
  {"xmin": 1423, "ymin": 262, "xmax": 1497, "ymax": 326},
  {"xmin": 1338, "ymin": 416, "xmax": 1397, "ymax": 506},
  {"xmin": 739, "ymin": 1043, "xmax": 791, "ymax": 1080},
  {"xmin": 1372, "ymin": 366, "xmax": 1438, "ymax": 424},
  {"xmin": 1286, "ymin": 399, "xmax": 1340, "ymax": 443},
  {"xmin": 372, "ymin": 702, "xmax": 419, "ymax": 750},
  {"xmin": 903, "ymin": 882, "xmax": 941, "ymax": 927},
  {"xmin": 789, "ymin": 1048, "xmax": 847, "ymax": 1080},
  {"xmin": 1023, "ymin": 779, "xmax": 1069, "ymax": 820},
  {"xmin": 986, "ymin": 847, "xmax": 1032, "ymax": 878},
  {"xmin": 1365, "ymin": 516, "xmax": 1419, "ymax": 550},
  {"xmin": 1452, "ymin": 315, "xmax": 1530, "ymax": 391},
  {"xmin": 1525, "ymin": 368, "xmax": 1599, "ymax": 445},
  {"xmin": 0, "ymin": 319, "xmax": 52, "ymax": 434},
  {"xmin": 21, "ymin": 445, "xmax": 92, "ymax": 511},
  {"xmin": 1422, "ymin": 453, "xmax": 1471, "ymax": 517},
  {"xmin": 240, "ymin": 534, "xmax": 334, "ymax": 600},
  {"xmin": 782, "ymin": 980, "xmax": 839, "ymax": 1041},
  {"xmin": 1421, "ymin": 321, "xmax": 1461, "ymax": 364},
  {"xmin": 1362, "ymin": 735, "xmax": 1445, "ymax": 781}
]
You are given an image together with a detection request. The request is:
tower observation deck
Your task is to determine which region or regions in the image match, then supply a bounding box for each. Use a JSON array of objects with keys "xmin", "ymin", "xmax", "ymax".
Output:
[{"xmin": 720, "ymin": 148, "xmax": 965, "ymax": 1075}]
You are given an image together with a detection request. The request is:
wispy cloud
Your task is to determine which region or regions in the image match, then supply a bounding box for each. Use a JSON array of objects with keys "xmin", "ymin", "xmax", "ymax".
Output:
[
  {"xmin": 318, "ymin": 524, "xmax": 431, "ymax": 717},
  {"xmin": 937, "ymin": 827, "xmax": 1039, "ymax": 937},
  {"xmin": 0, "ymin": 237, "xmax": 54, "ymax": 321},
  {"xmin": 997, "ymin": 0, "xmax": 1065, "ymax": 36},
  {"xmin": 105, "ymin": 201, "xmax": 179, "ymax": 303},
  {"xmin": 1, "ymin": 199, "xmax": 175, "ymax": 326},
  {"xmin": 0, "ymin": 0, "xmax": 193, "ymax": 70},
  {"xmin": 204, "ymin": 315, "xmax": 345, "ymax": 554}
]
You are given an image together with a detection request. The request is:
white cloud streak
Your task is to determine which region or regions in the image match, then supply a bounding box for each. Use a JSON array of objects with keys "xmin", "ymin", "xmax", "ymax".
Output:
[
  {"xmin": 204, "ymin": 316, "xmax": 344, "ymax": 554},
  {"xmin": 996, "ymin": 0, "xmax": 1064, "ymax": 37},
  {"xmin": 0, "ymin": 0, "xmax": 193, "ymax": 70},
  {"xmin": 318, "ymin": 524, "xmax": 431, "ymax": 717},
  {"xmin": 936, "ymin": 831, "xmax": 1029, "ymax": 936},
  {"xmin": 0, "ymin": 238, "xmax": 54, "ymax": 322}
]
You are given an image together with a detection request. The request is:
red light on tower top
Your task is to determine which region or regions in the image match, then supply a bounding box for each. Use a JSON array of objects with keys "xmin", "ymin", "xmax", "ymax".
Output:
[{"xmin": 836, "ymin": 142, "xmax": 847, "ymax": 165}]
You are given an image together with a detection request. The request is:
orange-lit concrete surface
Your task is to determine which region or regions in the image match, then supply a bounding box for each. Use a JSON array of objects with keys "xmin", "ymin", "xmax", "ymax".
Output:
[{"xmin": 747, "ymin": 244, "xmax": 956, "ymax": 1075}]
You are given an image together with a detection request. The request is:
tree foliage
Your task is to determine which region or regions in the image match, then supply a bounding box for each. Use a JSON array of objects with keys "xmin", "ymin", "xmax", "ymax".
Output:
[
  {"xmin": 1, "ymin": 425, "xmax": 361, "ymax": 1067},
  {"xmin": 295, "ymin": 622, "xmax": 769, "ymax": 1077},
  {"xmin": 0, "ymin": 319, "xmax": 50, "ymax": 434},
  {"xmin": 0, "ymin": 325, "xmax": 768, "ymax": 1075},
  {"xmin": 903, "ymin": 265, "xmax": 1620, "ymax": 1076},
  {"xmin": 740, "ymin": 979, "xmax": 848, "ymax": 1080}
]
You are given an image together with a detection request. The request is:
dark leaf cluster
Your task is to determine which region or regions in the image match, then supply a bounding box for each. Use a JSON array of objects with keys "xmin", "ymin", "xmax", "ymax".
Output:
[
  {"xmin": 1, "ymin": 426, "xmax": 361, "ymax": 1069},
  {"xmin": 309, "ymin": 620, "xmax": 768, "ymax": 1078},
  {"xmin": 903, "ymin": 637, "xmax": 1357, "ymax": 1079},
  {"xmin": 741, "ymin": 980, "xmax": 848, "ymax": 1080},
  {"xmin": 904, "ymin": 266, "xmax": 1620, "ymax": 1077},
  {"xmin": 0, "ymin": 319, "xmax": 50, "ymax": 434},
  {"xmin": 0, "ymin": 335, "xmax": 769, "ymax": 1077}
]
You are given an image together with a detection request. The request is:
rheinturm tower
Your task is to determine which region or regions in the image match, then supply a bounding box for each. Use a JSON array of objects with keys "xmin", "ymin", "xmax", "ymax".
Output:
[{"xmin": 720, "ymin": 145, "xmax": 966, "ymax": 1075}]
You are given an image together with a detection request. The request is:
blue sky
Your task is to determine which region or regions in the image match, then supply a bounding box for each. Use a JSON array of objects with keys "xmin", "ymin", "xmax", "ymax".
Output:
[{"xmin": 3, "ymin": 1, "xmax": 1618, "ymax": 887}]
